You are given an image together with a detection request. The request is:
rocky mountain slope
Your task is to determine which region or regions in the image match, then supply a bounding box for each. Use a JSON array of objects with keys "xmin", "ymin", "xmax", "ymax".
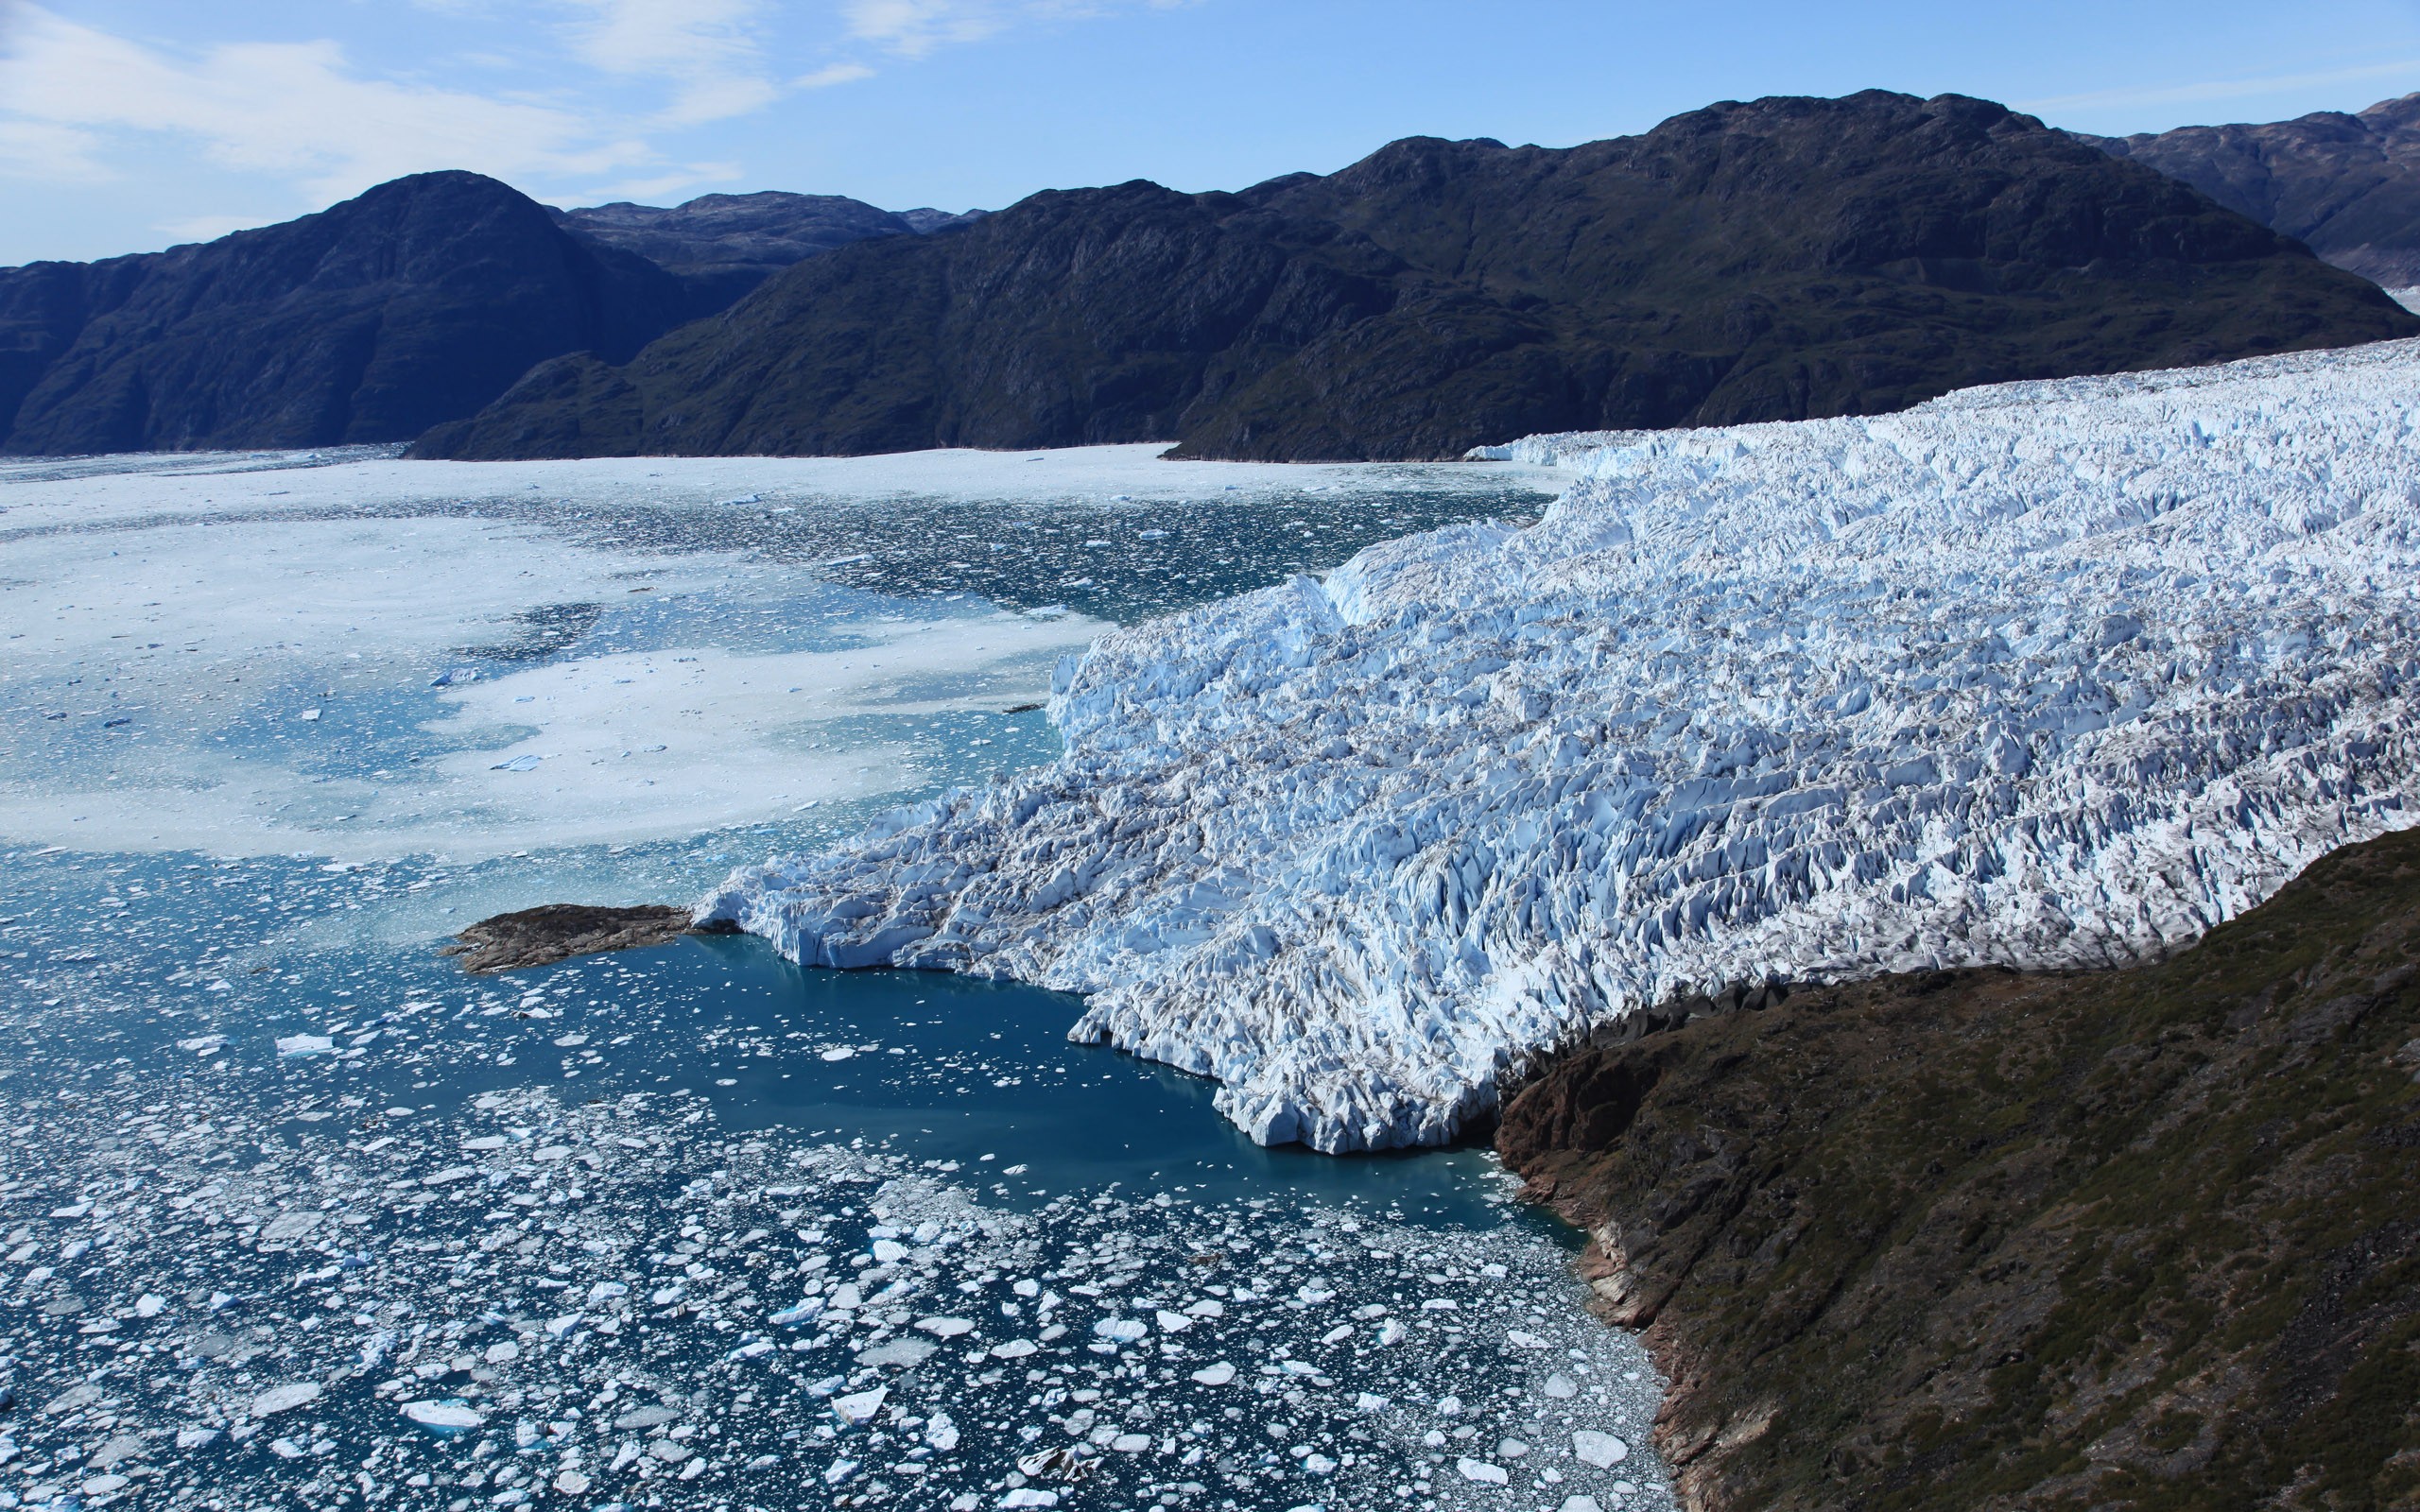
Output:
[
  {"xmin": 414, "ymin": 91, "xmax": 2413, "ymax": 464},
  {"xmin": 0, "ymin": 171, "xmax": 720, "ymax": 454},
  {"xmin": 2082, "ymin": 94, "xmax": 2420, "ymax": 288},
  {"xmin": 695, "ymin": 336, "xmax": 2420, "ymax": 1152},
  {"xmin": 554, "ymin": 190, "xmax": 979, "ymax": 307},
  {"xmin": 1498, "ymin": 825, "xmax": 2420, "ymax": 1512}
]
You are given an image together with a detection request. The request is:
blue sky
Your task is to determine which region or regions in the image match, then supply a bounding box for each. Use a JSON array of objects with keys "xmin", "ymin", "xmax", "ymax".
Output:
[{"xmin": 4, "ymin": 0, "xmax": 2419, "ymax": 266}]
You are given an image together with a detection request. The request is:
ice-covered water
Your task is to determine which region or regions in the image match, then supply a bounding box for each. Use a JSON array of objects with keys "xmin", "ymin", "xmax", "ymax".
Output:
[{"xmin": 0, "ymin": 447, "xmax": 1673, "ymax": 1510}]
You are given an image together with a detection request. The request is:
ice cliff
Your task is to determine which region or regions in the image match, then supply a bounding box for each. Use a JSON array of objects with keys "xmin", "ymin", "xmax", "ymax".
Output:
[{"xmin": 702, "ymin": 339, "xmax": 2420, "ymax": 1152}]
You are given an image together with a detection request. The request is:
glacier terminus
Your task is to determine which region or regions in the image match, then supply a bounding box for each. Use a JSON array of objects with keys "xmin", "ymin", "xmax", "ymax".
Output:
[{"xmin": 703, "ymin": 338, "xmax": 2420, "ymax": 1153}]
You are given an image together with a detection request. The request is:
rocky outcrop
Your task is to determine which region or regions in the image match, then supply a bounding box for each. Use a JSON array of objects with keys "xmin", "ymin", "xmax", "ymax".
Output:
[
  {"xmin": 1497, "ymin": 828, "xmax": 2420, "ymax": 1512},
  {"xmin": 2082, "ymin": 94, "xmax": 2420, "ymax": 287},
  {"xmin": 442, "ymin": 903, "xmax": 706, "ymax": 973},
  {"xmin": 414, "ymin": 91, "xmax": 2414, "ymax": 464}
]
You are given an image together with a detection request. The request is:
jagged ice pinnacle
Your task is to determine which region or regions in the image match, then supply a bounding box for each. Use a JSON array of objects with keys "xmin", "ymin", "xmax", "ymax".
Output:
[{"xmin": 702, "ymin": 339, "xmax": 2420, "ymax": 1152}]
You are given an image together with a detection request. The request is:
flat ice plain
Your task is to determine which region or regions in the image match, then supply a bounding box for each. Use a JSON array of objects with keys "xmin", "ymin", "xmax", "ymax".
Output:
[{"xmin": 709, "ymin": 338, "xmax": 2420, "ymax": 1152}]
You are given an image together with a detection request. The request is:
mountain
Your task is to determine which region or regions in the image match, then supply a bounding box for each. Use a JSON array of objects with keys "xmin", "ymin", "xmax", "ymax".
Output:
[
  {"xmin": 554, "ymin": 191, "xmax": 981, "ymax": 308},
  {"xmin": 1498, "ymin": 824, "xmax": 2420, "ymax": 1512},
  {"xmin": 0, "ymin": 171, "xmax": 722, "ymax": 455},
  {"xmin": 414, "ymin": 91, "xmax": 2415, "ymax": 465},
  {"xmin": 2080, "ymin": 94, "xmax": 2420, "ymax": 288}
]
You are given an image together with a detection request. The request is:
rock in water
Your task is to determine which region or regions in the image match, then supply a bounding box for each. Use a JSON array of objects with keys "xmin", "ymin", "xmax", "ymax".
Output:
[
  {"xmin": 702, "ymin": 338, "xmax": 2420, "ymax": 1152},
  {"xmin": 441, "ymin": 903, "xmax": 706, "ymax": 973}
]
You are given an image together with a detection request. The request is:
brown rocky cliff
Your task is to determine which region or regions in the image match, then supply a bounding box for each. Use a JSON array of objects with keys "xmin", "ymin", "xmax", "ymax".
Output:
[{"xmin": 1498, "ymin": 830, "xmax": 2420, "ymax": 1512}]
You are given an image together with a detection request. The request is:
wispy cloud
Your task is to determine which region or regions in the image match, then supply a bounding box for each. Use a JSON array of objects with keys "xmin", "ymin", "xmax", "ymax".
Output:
[
  {"xmin": 558, "ymin": 0, "xmax": 780, "ymax": 127},
  {"xmin": 843, "ymin": 0, "xmax": 1192, "ymax": 60},
  {"xmin": 2021, "ymin": 58, "xmax": 2420, "ymax": 118},
  {"xmin": 0, "ymin": 6, "xmax": 650, "ymax": 199},
  {"xmin": 799, "ymin": 61, "xmax": 877, "ymax": 89}
]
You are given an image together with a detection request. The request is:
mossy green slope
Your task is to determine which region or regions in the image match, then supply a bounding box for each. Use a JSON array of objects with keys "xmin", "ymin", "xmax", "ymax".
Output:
[{"xmin": 1498, "ymin": 829, "xmax": 2420, "ymax": 1512}]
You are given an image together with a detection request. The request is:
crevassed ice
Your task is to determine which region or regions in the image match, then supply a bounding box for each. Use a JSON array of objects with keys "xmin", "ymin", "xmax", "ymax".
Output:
[{"xmin": 702, "ymin": 338, "xmax": 2420, "ymax": 1153}]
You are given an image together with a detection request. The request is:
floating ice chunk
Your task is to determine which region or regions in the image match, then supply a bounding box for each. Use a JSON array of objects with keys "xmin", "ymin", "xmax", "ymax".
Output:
[
  {"xmin": 1320, "ymin": 1324, "xmax": 1352, "ymax": 1344},
  {"xmin": 728, "ymin": 1337, "xmax": 774, "ymax": 1360},
  {"xmin": 1184, "ymin": 1297, "xmax": 1224, "ymax": 1318},
  {"xmin": 134, "ymin": 1294, "xmax": 164, "ymax": 1318},
  {"xmin": 1436, "ymin": 1396, "xmax": 1462, "ymax": 1417},
  {"xmin": 821, "ymin": 1047, "xmax": 856, "ymax": 1061},
  {"xmin": 555, "ymin": 1469, "xmax": 592, "ymax": 1495},
  {"xmin": 1560, "ymin": 1499, "xmax": 1606, "ymax": 1512},
  {"xmin": 419, "ymin": 1165, "xmax": 477, "ymax": 1187},
  {"xmin": 1458, "ymin": 1458, "xmax": 1509, "ymax": 1485},
  {"xmin": 588, "ymin": 1280, "xmax": 628, "ymax": 1304},
  {"xmin": 926, "ymin": 1411, "xmax": 959, "ymax": 1451},
  {"xmin": 489, "ymin": 754, "xmax": 542, "ymax": 772},
  {"xmin": 175, "ymin": 1036, "xmax": 224, "ymax": 1057},
  {"xmin": 546, "ymin": 1313, "xmax": 582, "ymax": 1337},
  {"xmin": 650, "ymin": 1284, "xmax": 683, "ymax": 1306},
  {"xmin": 249, "ymin": 1383, "xmax": 320, "ymax": 1418},
  {"xmin": 1498, "ymin": 1437, "xmax": 1530, "ymax": 1458},
  {"xmin": 1572, "ymin": 1431, "xmax": 1629, "ymax": 1468},
  {"xmin": 1542, "ymin": 1372, "xmax": 1578, "ymax": 1400},
  {"xmin": 831, "ymin": 1386, "xmax": 887, "ymax": 1427},
  {"xmin": 1012, "ymin": 1279, "xmax": 1040, "ymax": 1297},
  {"xmin": 1092, "ymin": 1317, "xmax": 1149, "ymax": 1343},
  {"xmin": 916, "ymin": 1316, "xmax": 976, "ymax": 1337},
  {"xmin": 770, "ymin": 1298, "xmax": 825, "ymax": 1327},
  {"xmin": 1354, "ymin": 1392, "xmax": 1388, "ymax": 1411},
  {"xmin": 998, "ymin": 1492, "xmax": 1060, "ymax": 1509},
  {"xmin": 485, "ymin": 1340, "xmax": 519, "ymax": 1364},
  {"xmin": 857, "ymin": 1337, "xmax": 935, "ymax": 1368},
  {"xmin": 872, "ymin": 1239, "xmax": 910, "ymax": 1263},
  {"xmin": 991, "ymin": 1339, "xmax": 1039, "ymax": 1359},
  {"xmin": 274, "ymin": 1035, "xmax": 334, "ymax": 1057},
  {"xmin": 175, "ymin": 1427, "xmax": 219, "ymax": 1450},
  {"xmin": 1110, "ymin": 1433, "xmax": 1150, "ymax": 1452},
  {"xmin": 1508, "ymin": 1329, "xmax": 1548, "ymax": 1349},
  {"xmin": 1376, "ymin": 1320, "xmax": 1407, "ymax": 1346},
  {"xmin": 1189, "ymin": 1363, "xmax": 1236, "ymax": 1385},
  {"xmin": 1154, "ymin": 1309, "xmax": 1192, "ymax": 1333}
]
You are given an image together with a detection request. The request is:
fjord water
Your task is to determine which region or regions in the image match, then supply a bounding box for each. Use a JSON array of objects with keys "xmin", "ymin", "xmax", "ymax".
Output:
[{"xmin": 0, "ymin": 447, "xmax": 1671, "ymax": 1512}]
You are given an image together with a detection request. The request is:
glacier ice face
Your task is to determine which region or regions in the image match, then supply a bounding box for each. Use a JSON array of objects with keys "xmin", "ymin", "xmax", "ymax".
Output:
[{"xmin": 703, "ymin": 339, "xmax": 2420, "ymax": 1152}]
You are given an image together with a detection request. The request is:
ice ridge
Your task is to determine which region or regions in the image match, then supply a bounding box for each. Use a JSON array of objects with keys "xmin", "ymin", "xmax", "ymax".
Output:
[{"xmin": 702, "ymin": 338, "xmax": 2420, "ymax": 1153}]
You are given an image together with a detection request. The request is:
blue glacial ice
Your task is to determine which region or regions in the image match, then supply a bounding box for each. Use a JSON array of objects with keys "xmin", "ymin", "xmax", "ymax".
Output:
[{"xmin": 705, "ymin": 338, "xmax": 2420, "ymax": 1152}]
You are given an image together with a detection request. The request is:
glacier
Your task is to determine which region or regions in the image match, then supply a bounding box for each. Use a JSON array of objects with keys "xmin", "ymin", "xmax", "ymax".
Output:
[{"xmin": 702, "ymin": 338, "xmax": 2420, "ymax": 1153}]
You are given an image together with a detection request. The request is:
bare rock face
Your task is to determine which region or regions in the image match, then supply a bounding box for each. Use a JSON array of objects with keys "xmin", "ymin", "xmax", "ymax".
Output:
[
  {"xmin": 2083, "ymin": 93, "xmax": 2420, "ymax": 287},
  {"xmin": 441, "ymin": 903, "xmax": 702, "ymax": 973},
  {"xmin": 1497, "ymin": 828, "xmax": 2420, "ymax": 1512}
]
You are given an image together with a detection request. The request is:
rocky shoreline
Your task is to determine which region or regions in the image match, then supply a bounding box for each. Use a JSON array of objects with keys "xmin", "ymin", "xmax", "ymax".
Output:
[{"xmin": 1495, "ymin": 829, "xmax": 2420, "ymax": 1511}]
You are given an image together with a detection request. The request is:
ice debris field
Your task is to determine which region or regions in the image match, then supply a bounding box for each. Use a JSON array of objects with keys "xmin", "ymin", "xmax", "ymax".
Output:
[
  {"xmin": 1, "ymin": 442, "xmax": 1682, "ymax": 1512},
  {"xmin": 709, "ymin": 338, "xmax": 2420, "ymax": 1152}
]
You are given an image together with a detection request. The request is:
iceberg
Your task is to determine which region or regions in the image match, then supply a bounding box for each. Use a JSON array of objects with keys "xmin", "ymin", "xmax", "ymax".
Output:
[{"xmin": 702, "ymin": 339, "xmax": 2420, "ymax": 1151}]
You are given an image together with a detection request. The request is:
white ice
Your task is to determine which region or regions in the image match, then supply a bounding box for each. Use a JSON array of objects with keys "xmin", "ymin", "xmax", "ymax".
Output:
[{"xmin": 705, "ymin": 338, "xmax": 2420, "ymax": 1151}]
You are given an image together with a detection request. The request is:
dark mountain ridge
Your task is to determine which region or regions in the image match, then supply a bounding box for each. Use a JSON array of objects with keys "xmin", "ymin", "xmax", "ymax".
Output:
[
  {"xmin": 2080, "ymin": 93, "xmax": 2420, "ymax": 288},
  {"xmin": 416, "ymin": 91, "xmax": 2415, "ymax": 464},
  {"xmin": 552, "ymin": 190, "xmax": 981, "ymax": 308},
  {"xmin": 0, "ymin": 170, "xmax": 717, "ymax": 454}
]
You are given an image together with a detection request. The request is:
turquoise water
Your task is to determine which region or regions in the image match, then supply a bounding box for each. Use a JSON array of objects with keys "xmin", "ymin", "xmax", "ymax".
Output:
[{"xmin": 0, "ymin": 451, "xmax": 1670, "ymax": 1512}]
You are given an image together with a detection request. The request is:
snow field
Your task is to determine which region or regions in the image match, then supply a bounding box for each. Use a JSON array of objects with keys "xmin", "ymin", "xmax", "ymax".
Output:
[{"xmin": 707, "ymin": 338, "xmax": 2420, "ymax": 1151}]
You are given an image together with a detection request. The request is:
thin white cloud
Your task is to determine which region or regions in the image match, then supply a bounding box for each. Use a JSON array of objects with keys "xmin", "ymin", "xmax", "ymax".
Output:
[
  {"xmin": 2021, "ymin": 59, "xmax": 2420, "ymax": 118},
  {"xmin": 0, "ymin": 7, "xmax": 652, "ymax": 200},
  {"xmin": 583, "ymin": 163, "xmax": 747, "ymax": 204},
  {"xmin": 843, "ymin": 0, "xmax": 1191, "ymax": 60},
  {"xmin": 559, "ymin": 0, "xmax": 781, "ymax": 126},
  {"xmin": 799, "ymin": 61, "xmax": 877, "ymax": 89}
]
